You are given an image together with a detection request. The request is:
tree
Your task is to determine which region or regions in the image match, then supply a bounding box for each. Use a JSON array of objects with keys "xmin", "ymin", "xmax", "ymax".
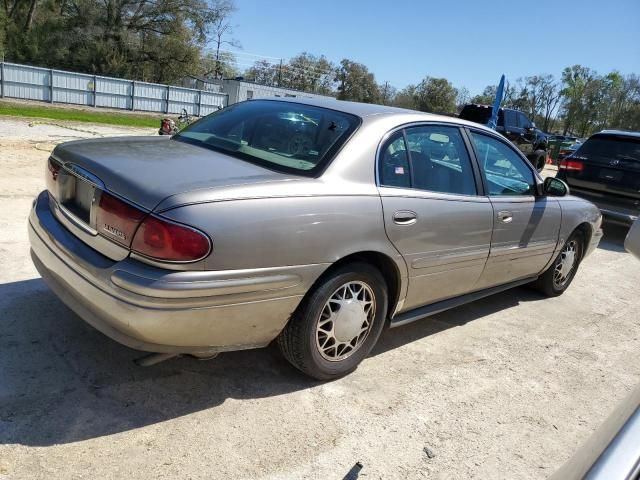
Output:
[
  {"xmin": 209, "ymin": 0, "xmax": 240, "ymax": 79},
  {"xmin": 456, "ymin": 86, "xmax": 470, "ymax": 110},
  {"xmin": 335, "ymin": 59, "xmax": 380, "ymax": 103},
  {"xmin": 559, "ymin": 65, "xmax": 598, "ymax": 135},
  {"xmin": 392, "ymin": 85, "xmax": 417, "ymax": 109},
  {"xmin": 245, "ymin": 59, "xmax": 279, "ymax": 85},
  {"xmin": 1, "ymin": 0, "xmax": 238, "ymax": 84},
  {"xmin": 279, "ymin": 52, "xmax": 335, "ymax": 94},
  {"xmin": 471, "ymin": 85, "xmax": 496, "ymax": 105},
  {"xmin": 379, "ymin": 81, "xmax": 397, "ymax": 106},
  {"xmin": 414, "ymin": 77, "xmax": 457, "ymax": 114}
]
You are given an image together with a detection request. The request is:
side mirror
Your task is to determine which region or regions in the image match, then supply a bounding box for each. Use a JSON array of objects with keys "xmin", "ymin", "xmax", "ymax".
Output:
[{"xmin": 544, "ymin": 177, "xmax": 569, "ymax": 196}]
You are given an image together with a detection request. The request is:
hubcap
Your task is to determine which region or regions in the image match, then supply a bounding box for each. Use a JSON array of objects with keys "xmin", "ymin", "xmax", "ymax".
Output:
[
  {"xmin": 315, "ymin": 281, "xmax": 376, "ymax": 362},
  {"xmin": 554, "ymin": 240, "xmax": 578, "ymax": 288}
]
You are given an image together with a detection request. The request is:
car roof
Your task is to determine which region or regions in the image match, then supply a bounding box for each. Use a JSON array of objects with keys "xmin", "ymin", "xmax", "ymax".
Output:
[
  {"xmin": 596, "ymin": 129, "xmax": 640, "ymax": 139},
  {"xmin": 253, "ymin": 97, "xmax": 495, "ymax": 132}
]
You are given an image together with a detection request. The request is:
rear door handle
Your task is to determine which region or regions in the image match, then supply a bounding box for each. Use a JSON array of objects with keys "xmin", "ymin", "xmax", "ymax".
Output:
[
  {"xmin": 497, "ymin": 210, "xmax": 513, "ymax": 223},
  {"xmin": 393, "ymin": 210, "xmax": 417, "ymax": 225}
]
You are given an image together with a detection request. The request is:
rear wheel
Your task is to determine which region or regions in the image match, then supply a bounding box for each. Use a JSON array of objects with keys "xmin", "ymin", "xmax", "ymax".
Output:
[
  {"xmin": 533, "ymin": 231, "xmax": 584, "ymax": 296},
  {"xmin": 277, "ymin": 263, "xmax": 388, "ymax": 380}
]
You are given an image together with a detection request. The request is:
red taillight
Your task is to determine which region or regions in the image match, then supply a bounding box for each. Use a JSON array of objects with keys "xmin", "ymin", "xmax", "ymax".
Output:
[
  {"xmin": 131, "ymin": 215, "xmax": 211, "ymax": 262},
  {"xmin": 46, "ymin": 157, "xmax": 61, "ymax": 194},
  {"xmin": 96, "ymin": 192, "xmax": 146, "ymax": 247},
  {"xmin": 558, "ymin": 159, "xmax": 584, "ymax": 172}
]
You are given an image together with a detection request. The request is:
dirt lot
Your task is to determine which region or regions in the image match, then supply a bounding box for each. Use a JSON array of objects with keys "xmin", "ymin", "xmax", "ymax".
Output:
[{"xmin": 0, "ymin": 117, "xmax": 639, "ymax": 480}]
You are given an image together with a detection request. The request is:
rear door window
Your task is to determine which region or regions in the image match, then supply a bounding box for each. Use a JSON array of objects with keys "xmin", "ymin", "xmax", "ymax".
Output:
[
  {"xmin": 404, "ymin": 126, "xmax": 477, "ymax": 195},
  {"xmin": 379, "ymin": 126, "xmax": 477, "ymax": 196}
]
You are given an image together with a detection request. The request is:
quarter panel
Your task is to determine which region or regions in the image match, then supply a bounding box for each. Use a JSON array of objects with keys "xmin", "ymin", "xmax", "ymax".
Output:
[{"xmin": 160, "ymin": 195, "xmax": 406, "ymax": 275}]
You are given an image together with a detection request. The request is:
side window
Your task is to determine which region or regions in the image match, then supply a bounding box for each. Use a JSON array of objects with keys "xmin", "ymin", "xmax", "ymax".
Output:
[
  {"xmin": 518, "ymin": 113, "xmax": 531, "ymax": 129},
  {"xmin": 470, "ymin": 132, "xmax": 535, "ymax": 196},
  {"xmin": 404, "ymin": 126, "xmax": 476, "ymax": 195},
  {"xmin": 379, "ymin": 132, "xmax": 410, "ymax": 188},
  {"xmin": 504, "ymin": 110, "xmax": 517, "ymax": 128}
]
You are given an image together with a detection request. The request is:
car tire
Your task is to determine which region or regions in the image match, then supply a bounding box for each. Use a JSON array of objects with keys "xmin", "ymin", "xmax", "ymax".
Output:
[
  {"xmin": 531, "ymin": 150, "xmax": 547, "ymax": 172},
  {"xmin": 277, "ymin": 262, "xmax": 388, "ymax": 380},
  {"xmin": 533, "ymin": 230, "xmax": 584, "ymax": 297}
]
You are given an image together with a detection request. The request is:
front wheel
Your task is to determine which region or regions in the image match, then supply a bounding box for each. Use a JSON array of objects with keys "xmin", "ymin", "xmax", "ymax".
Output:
[
  {"xmin": 533, "ymin": 231, "xmax": 584, "ymax": 296},
  {"xmin": 277, "ymin": 263, "xmax": 388, "ymax": 380}
]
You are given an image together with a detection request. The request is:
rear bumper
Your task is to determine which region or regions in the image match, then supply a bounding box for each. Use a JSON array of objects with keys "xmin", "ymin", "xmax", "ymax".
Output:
[
  {"xmin": 565, "ymin": 187, "xmax": 639, "ymax": 226},
  {"xmin": 29, "ymin": 191, "xmax": 327, "ymax": 354}
]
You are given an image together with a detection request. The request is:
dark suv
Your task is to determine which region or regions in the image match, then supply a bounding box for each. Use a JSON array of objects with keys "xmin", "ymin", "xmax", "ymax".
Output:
[
  {"xmin": 556, "ymin": 130, "xmax": 640, "ymax": 226},
  {"xmin": 459, "ymin": 104, "xmax": 548, "ymax": 171}
]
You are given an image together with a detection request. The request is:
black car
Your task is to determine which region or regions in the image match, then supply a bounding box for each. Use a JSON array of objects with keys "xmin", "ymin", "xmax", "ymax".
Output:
[
  {"xmin": 459, "ymin": 104, "xmax": 548, "ymax": 171},
  {"xmin": 556, "ymin": 130, "xmax": 640, "ymax": 226}
]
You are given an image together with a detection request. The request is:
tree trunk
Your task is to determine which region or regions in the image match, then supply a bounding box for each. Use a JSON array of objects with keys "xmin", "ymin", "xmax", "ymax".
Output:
[{"xmin": 24, "ymin": 0, "xmax": 37, "ymax": 32}]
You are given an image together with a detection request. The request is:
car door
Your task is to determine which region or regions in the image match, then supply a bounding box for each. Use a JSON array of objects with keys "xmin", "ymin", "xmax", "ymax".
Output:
[
  {"xmin": 378, "ymin": 124, "xmax": 493, "ymax": 312},
  {"xmin": 468, "ymin": 130, "xmax": 561, "ymax": 289}
]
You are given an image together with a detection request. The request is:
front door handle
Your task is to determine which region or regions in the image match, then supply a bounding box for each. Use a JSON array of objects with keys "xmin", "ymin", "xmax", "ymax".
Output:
[
  {"xmin": 393, "ymin": 210, "xmax": 417, "ymax": 225},
  {"xmin": 497, "ymin": 210, "xmax": 513, "ymax": 223}
]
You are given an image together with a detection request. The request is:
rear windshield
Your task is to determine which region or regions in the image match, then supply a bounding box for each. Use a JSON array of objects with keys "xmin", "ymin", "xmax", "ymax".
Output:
[
  {"xmin": 577, "ymin": 134, "xmax": 640, "ymax": 162},
  {"xmin": 174, "ymin": 100, "xmax": 359, "ymax": 175},
  {"xmin": 459, "ymin": 105, "xmax": 492, "ymax": 124}
]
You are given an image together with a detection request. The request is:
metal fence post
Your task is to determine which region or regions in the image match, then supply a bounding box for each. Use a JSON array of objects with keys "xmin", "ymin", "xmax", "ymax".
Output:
[
  {"xmin": 49, "ymin": 69, "xmax": 54, "ymax": 103},
  {"xmin": 93, "ymin": 75, "xmax": 97, "ymax": 107},
  {"xmin": 197, "ymin": 90, "xmax": 202, "ymax": 117},
  {"xmin": 131, "ymin": 81, "xmax": 136, "ymax": 111},
  {"xmin": 0, "ymin": 62, "xmax": 4, "ymax": 98},
  {"xmin": 165, "ymin": 85, "xmax": 170, "ymax": 114}
]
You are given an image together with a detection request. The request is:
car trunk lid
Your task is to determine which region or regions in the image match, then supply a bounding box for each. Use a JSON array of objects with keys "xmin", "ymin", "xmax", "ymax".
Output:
[
  {"xmin": 51, "ymin": 136, "xmax": 299, "ymax": 210},
  {"xmin": 47, "ymin": 136, "xmax": 301, "ymax": 261}
]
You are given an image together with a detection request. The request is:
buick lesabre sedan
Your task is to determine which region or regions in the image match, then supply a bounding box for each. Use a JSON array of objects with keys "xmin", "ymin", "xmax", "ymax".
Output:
[{"xmin": 29, "ymin": 98, "xmax": 603, "ymax": 379}]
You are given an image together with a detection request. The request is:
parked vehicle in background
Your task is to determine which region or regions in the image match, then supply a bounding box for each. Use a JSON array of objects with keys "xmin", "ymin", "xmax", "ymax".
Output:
[
  {"xmin": 459, "ymin": 104, "xmax": 549, "ymax": 171},
  {"xmin": 548, "ymin": 135, "xmax": 583, "ymax": 161},
  {"xmin": 29, "ymin": 98, "xmax": 603, "ymax": 380},
  {"xmin": 557, "ymin": 141, "xmax": 582, "ymax": 160},
  {"xmin": 556, "ymin": 130, "xmax": 640, "ymax": 226}
]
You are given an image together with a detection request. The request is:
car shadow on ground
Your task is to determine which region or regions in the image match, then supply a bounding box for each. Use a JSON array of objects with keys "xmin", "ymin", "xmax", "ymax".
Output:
[
  {"xmin": 598, "ymin": 222, "xmax": 629, "ymax": 252},
  {"xmin": 0, "ymin": 277, "xmax": 545, "ymax": 447}
]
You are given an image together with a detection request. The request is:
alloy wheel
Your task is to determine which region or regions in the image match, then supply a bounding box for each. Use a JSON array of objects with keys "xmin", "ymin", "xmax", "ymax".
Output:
[
  {"xmin": 315, "ymin": 281, "xmax": 376, "ymax": 362},
  {"xmin": 554, "ymin": 239, "xmax": 578, "ymax": 288}
]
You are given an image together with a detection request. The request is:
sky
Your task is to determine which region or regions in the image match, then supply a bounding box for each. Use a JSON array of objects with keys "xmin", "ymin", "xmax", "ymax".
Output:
[{"xmin": 227, "ymin": 0, "xmax": 640, "ymax": 95}]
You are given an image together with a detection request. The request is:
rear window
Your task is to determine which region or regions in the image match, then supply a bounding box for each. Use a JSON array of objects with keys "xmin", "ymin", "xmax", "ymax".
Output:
[
  {"xmin": 459, "ymin": 105, "xmax": 492, "ymax": 124},
  {"xmin": 577, "ymin": 134, "xmax": 640, "ymax": 163},
  {"xmin": 174, "ymin": 100, "xmax": 359, "ymax": 175}
]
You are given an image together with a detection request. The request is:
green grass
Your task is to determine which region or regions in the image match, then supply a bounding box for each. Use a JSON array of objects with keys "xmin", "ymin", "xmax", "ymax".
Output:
[{"xmin": 0, "ymin": 101, "xmax": 160, "ymax": 128}]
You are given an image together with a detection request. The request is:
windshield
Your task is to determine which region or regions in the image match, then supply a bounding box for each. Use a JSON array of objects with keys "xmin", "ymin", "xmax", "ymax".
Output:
[
  {"xmin": 577, "ymin": 134, "xmax": 640, "ymax": 163},
  {"xmin": 174, "ymin": 100, "xmax": 359, "ymax": 175}
]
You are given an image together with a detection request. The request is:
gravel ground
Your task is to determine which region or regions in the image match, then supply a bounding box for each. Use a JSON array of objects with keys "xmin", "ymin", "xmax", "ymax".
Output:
[{"xmin": 0, "ymin": 117, "xmax": 639, "ymax": 480}]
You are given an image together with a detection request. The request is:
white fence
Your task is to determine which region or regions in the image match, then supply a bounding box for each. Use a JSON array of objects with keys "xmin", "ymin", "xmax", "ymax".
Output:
[{"xmin": 0, "ymin": 62, "xmax": 228, "ymax": 116}]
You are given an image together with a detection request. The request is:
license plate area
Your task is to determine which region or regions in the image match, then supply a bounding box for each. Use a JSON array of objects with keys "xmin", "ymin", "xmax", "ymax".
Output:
[{"xmin": 57, "ymin": 169, "xmax": 95, "ymax": 225}]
